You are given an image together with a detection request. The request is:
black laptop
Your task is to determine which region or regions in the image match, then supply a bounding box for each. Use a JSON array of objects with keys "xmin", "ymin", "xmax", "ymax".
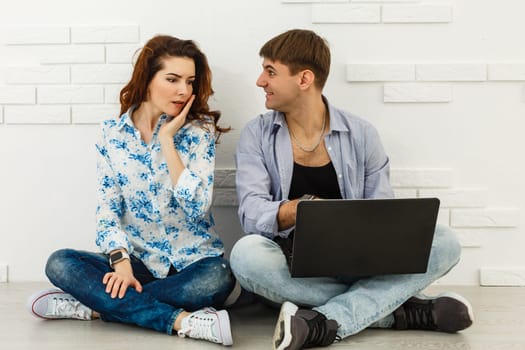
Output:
[{"xmin": 290, "ymin": 198, "xmax": 440, "ymax": 278}]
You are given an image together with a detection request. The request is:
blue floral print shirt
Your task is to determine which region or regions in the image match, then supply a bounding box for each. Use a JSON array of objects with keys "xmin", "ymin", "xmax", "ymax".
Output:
[{"xmin": 95, "ymin": 109, "xmax": 224, "ymax": 278}]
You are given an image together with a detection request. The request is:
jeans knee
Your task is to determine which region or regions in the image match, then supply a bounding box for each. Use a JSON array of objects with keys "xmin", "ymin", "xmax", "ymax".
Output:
[
  {"xmin": 230, "ymin": 235, "xmax": 269, "ymax": 277},
  {"xmin": 432, "ymin": 225, "xmax": 462, "ymax": 272},
  {"xmin": 45, "ymin": 249, "xmax": 76, "ymax": 284}
]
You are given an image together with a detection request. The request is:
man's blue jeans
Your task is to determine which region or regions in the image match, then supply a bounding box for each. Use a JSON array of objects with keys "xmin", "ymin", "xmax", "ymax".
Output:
[
  {"xmin": 45, "ymin": 249, "xmax": 235, "ymax": 334},
  {"xmin": 230, "ymin": 224, "xmax": 462, "ymax": 338}
]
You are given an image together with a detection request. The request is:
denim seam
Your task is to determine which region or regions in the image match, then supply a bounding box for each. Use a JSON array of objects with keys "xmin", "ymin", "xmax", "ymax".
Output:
[{"xmin": 167, "ymin": 309, "xmax": 183, "ymax": 335}]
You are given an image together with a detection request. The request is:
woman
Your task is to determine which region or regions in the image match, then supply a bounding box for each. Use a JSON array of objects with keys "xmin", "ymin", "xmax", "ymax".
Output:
[{"xmin": 27, "ymin": 35, "xmax": 235, "ymax": 346}]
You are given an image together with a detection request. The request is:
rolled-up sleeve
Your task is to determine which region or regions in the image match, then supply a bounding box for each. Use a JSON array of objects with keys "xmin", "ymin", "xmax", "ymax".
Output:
[{"xmin": 170, "ymin": 126, "xmax": 215, "ymax": 220}]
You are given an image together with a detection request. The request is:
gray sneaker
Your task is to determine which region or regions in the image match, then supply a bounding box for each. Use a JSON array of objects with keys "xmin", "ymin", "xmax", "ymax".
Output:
[
  {"xmin": 394, "ymin": 292, "xmax": 474, "ymax": 333},
  {"xmin": 27, "ymin": 288, "xmax": 92, "ymax": 320},
  {"xmin": 273, "ymin": 301, "xmax": 338, "ymax": 350}
]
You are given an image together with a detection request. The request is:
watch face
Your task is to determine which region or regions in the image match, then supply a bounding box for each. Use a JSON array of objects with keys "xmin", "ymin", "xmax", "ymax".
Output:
[{"xmin": 110, "ymin": 251, "xmax": 123, "ymax": 262}]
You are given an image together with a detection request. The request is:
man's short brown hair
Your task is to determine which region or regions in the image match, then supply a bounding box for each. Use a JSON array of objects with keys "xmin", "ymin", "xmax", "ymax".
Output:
[{"xmin": 259, "ymin": 29, "xmax": 331, "ymax": 89}]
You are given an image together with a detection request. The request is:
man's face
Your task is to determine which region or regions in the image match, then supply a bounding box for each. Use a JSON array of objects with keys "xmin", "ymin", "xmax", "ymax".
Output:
[{"xmin": 256, "ymin": 58, "xmax": 301, "ymax": 112}]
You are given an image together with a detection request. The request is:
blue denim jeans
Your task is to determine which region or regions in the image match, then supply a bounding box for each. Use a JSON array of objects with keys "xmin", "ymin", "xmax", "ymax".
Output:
[
  {"xmin": 230, "ymin": 224, "xmax": 461, "ymax": 338},
  {"xmin": 45, "ymin": 249, "xmax": 235, "ymax": 335}
]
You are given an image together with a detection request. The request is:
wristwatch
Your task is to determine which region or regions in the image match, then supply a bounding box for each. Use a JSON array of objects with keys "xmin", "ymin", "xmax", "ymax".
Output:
[{"xmin": 109, "ymin": 250, "xmax": 130, "ymax": 268}]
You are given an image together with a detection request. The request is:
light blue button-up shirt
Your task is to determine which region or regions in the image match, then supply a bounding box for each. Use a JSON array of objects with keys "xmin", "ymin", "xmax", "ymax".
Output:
[
  {"xmin": 235, "ymin": 97, "xmax": 394, "ymax": 239},
  {"xmin": 95, "ymin": 110, "xmax": 224, "ymax": 278}
]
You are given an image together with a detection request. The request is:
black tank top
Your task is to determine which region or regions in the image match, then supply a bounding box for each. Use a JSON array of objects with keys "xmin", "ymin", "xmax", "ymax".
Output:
[{"xmin": 288, "ymin": 161, "xmax": 342, "ymax": 200}]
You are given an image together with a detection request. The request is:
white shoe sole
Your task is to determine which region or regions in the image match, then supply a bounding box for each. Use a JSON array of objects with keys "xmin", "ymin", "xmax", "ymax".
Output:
[
  {"xmin": 273, "ymin": 301, "xmax": 299, "ymax": 350},
  {"xmin": 214, "ymin": 309, "xmax": 233, "ymax": 346},
  {"xmin": 26, "ymin": 288, "xmax": 65, "ymax": 319}
]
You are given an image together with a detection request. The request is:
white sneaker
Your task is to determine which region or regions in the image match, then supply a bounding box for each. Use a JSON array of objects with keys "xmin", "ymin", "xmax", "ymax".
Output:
[
  {"xmin": 178, "ymin": 308, "xmax": 233, "ymax": 346},
  {"xmin": 27, "ymin": 288, "xmax": 92, "ymax": 320}
]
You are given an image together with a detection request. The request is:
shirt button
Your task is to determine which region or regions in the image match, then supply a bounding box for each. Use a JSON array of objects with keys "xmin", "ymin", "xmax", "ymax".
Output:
[
  {"xmin": 328, "ymin": 147, "xmax": 332, "ymax": 151},
  {"xmin": 338, "ymin": 174, "xmax": 342, "ymax": 178}
]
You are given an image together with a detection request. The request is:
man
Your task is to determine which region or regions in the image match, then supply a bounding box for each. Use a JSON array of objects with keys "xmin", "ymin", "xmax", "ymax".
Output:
[{"xmin": 230, "ymin": 29, "xmax": 473, "ymax": 350}]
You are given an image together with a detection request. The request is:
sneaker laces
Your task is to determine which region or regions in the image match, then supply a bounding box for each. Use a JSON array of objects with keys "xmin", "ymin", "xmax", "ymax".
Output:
[
  {"xmin": 47, "ymin": 296, "xmax": 91, "ymax": 320},
  {"xmin": 178, "ymin": 309, "xmax": 219, "ymax": 343},
  {"xmin": 403, "ymin": 302, "xmax": 436, "ymax": 330},
  {"xmin": 303, "ymin": 313, "xmax": 333, "ymax": 348}
]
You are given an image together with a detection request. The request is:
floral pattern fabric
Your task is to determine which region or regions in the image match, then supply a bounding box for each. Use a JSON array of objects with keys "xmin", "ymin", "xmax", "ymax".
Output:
[{"xmin": 95, "ymin": 110, "xmax": 224, "ymax": 278}]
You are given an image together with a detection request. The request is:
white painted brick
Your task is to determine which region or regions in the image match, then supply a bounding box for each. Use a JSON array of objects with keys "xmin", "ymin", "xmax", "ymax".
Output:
[
  {"xmin": 312, "ymin": 4, "xmax": 380, "ymax": 23},
  {"xmin": 6, "ymin": 66, "xmax": 70, "ymax": 84},
  {"xmin": 5, "ymin": 26, "xmax": 70, "ymax": 45},
  {"xmin": 283, "ymin": 0, "xmax": 349, "ymax": 3},
  {"xmin": 451, "ymin": 208, "xmax": 520, "ymax": 228},
  {"xmin": 106, "ymin": 44, "xmax": 142, "ymax": 63},
  {"xmin": 390, "ymin": 168, "xmax": 453, "ymax": 188},
  {"xmin": 72, "ymin": 26, "xmax": 139, "ymax": 44},
  {"xmin": 384, "ymin": 83, "xmax": 452, "ymax": 103},
  {"xmin": 72, "ymin": 105, "xmax": 120, "ymax": 124},
  {"xmin": 38, "ymin": 86, "xmax": 104, "ymax": 104},
  {"xmin": 71, "ymin": 64, "xmax": 132, "ymax": 84},
  {"xmin": 437, "ymin": 208, "xmax": 450, "ymax": 226},
  {"xmin": 0, "ymin": 86, "xmax": 36, "ymax": 104},
  {"xmin": 480, "ymin": 268, "xmax": 525, "ymax": 286},
  {"xmin": 40, "ymin": 45, "xmax": 105, "ymax": 64},
  {"xmin": 4, "ymin": 105, "xmax": 70, "ymax": 124},
  {"xmin": 488, "ymin": 63, "xmax": 525, "ymax": 81},
  {"xmin": 105, "ymin": 85, "xmax": 123, "ymax": 104},
  {"xmin": 213, "ymin": 188, "xmax": 239, "ymax": 206},
  {"xmin": 416, "ymin": 64, "xmax": 486, "ymax": 81},
  {"xmin": 346, "ymin": 64, "xmax": 414, "ymax": 82},
  {"xmin": 353, "ymin": 0, "xmax": 420, "ymax": 2},
  {"xmin": 454, "ymin": 229, "xmax": 483, "ymax": 248},
  {"xmin": 382, "ymin": 5, "xmax": 452, "ymax": 23},
  {"xmin": 215, "ymin": 169, "xmax": 236, "ymax": 188},
  {"xmin": 393, "ymin": 188, "xmax": 417, "ymax": 198},
  {"xmin": 419, "ymin": 188, "xmax": 487, "ymax": 208},
  {"xmin": 0, "ymin": 107, "xmax": 3, "ymax": 124}
]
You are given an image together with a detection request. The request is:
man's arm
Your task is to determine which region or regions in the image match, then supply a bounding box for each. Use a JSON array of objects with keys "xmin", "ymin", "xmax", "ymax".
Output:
[{"xmin": 235, "ymin": 119, "xmax": 286, "ymax": 238}]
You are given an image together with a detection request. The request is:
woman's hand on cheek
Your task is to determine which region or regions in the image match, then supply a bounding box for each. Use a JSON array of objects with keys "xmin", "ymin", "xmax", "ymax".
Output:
[{"xmin": 159, "ymin": 95, "xmax": 195, "ymax": 142}]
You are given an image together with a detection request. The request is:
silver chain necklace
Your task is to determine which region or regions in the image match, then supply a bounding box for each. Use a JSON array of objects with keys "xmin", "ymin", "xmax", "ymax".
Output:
[{"xmin": 289, "ymin": 109, "xmax": 326, "ymax": 153}]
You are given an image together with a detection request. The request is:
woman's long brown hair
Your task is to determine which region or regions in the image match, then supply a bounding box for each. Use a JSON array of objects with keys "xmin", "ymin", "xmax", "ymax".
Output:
[{"xmin": 119, "ymin": 35, "xmax": 229, "ymax": 139}]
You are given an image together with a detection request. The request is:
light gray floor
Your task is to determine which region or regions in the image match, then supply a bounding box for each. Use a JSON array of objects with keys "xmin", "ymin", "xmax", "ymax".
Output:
[{"xmin": 2, "ymin": 282, "xmax": 524, "ymax": 349}]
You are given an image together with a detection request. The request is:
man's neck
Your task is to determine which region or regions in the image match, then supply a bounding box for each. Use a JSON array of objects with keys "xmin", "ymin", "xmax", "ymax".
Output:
[{"xmin": 285, "ymin": 94, "xmax": 326, "ymax": 137}]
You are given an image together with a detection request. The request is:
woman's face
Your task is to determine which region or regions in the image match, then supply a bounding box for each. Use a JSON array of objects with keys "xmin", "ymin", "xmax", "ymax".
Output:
[{"xmin": 147, "ymin": 56, "xmax": 196, "ymax": 117}]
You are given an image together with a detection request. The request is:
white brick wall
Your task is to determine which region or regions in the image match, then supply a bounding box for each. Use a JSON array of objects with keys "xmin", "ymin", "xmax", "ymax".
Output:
[
  {"xmin": 390, "ymin": 168, "xmax": 453, "ymax": 188},
  {"xmin": 72, "ymin": 105, "xmax": 119, "ymax": 124},
  {"xmin": 5, "ymin": 26, "xmax": 70, "ymax": 45},
  {"xmin": 71, "ymin": 64, "xmax": 132, "ymax": 84},
  {"xmin": 416, "ymin": 64, "xmax": 487, "ymax": 82},
  {"xmin": 488, "ymin": 64, "xmax": 525, "ymax": 81},
  {"xmin": 382, "ymin": 5, "xmax": 452, "ymax": 23},
  {"xmin": 40, "ymin": 45, "xmax": 105, "ymax": 65},
  {"xmin": 1, "ymin": 25, "xmax": 137, "ymax": 126},
  {"xmin": 384, "ymin": 83, "xmax": 452, "ymax": 103},
  {"xmin": 0, "ymin": 86, "xmax": 36, "ymax": 104},
  {"xmin": 6, "ymin": 66, "xmax": 70, "ymax": 84},
  {"xmin": 419, "ymin": 189, "xmax": 487, "ymax": 208},
  {"xmin": 4, "ymin": 105, "xmax": 71, "ymax": 124},
  {"xmin": 38, "ymin": 86, "xmax": 104, "ymax": 104},
  {"xmin": 347, "ymin": 64, "xmax": 415, "ymax": 82},
  {"xmin": 71, "ymin": 26, "xmax": 139, "ymax": 44},
  {"xmin": 312, "ymin": 4, "xmax": 380, "ymax": 23},
  {"xmin": 480, "ymin": 268, "xmax": 525, "ymax": 286},
  {"xmin": 451, "ymin": 209, "xmax": 520, "ymax": 228}
]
